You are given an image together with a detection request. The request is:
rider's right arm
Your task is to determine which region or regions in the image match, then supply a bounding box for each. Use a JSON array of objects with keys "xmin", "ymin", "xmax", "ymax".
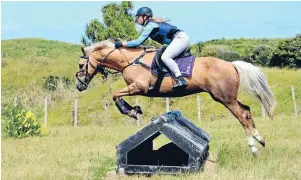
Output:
[{"xmin": 125, "ymin": 22, "xmax": 159, "ymax": 47}]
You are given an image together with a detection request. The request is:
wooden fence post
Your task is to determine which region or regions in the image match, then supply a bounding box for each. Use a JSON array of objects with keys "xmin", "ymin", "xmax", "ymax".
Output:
[
  {"xmin": 74, "ymin": 99, "xmax": 78, "ymax": 127},
  {"xmin": 136, "ymin": 98, "xmax": 140, "ymax": 126},
  {"xmin": 44, "ymin": 98, "xmax": 48, "ymax": 126},
  {"xmin": 13, "ymin": 97, "xmax": 17, "ymax": 106},
  {"xmin": 165, "ymin": 98, "xmax": 170, "ymax": 112},
  {"xmin": 197, "ymin": 95, "xmax": 201, "ymax": 123},
  {"xmin": 291, "ymin": 85, "xmax": 298, "ymax": 117}
]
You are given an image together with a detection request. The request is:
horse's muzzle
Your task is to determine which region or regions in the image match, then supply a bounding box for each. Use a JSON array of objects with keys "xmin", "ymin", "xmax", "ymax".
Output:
[
  {"xmin": 76, "ymin": 85, "xmax": 86, "ymax": 92},
  {"xmin": 76, "ymin": 79, "xmax": 88, "ymax": 92}
]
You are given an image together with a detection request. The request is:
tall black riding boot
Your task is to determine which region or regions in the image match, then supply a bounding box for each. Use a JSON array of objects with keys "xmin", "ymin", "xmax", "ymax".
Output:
[{"xmin": 172, "ymin": 75, "xmax": 188, "ymax": 90}]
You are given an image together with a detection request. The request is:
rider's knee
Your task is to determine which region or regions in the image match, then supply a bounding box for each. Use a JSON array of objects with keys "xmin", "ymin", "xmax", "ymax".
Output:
[{"xmin": 161, "ymin": 53, "xmax": 170, "ymax": 63}]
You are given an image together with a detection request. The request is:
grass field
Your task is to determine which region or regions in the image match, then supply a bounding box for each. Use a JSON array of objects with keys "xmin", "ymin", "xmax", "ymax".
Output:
[{"xmin": 2, "ymin": 115, "xmax": 301, "ymax": 180}]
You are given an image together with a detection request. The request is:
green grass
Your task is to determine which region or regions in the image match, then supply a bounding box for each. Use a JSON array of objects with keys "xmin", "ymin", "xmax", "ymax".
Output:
[{"xmin": 2, "ymin": 115, "xmax": 301, "ymax": 180}]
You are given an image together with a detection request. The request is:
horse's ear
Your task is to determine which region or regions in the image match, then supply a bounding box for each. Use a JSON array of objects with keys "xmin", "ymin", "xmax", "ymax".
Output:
[{"xmin": 81, "ymin": 47, "xmax": 86, "ymax": 56}]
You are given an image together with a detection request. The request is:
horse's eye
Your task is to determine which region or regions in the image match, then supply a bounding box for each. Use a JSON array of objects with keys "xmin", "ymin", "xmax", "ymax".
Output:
[{"xmin": 79, "ymin": 64, "xmax": 84, "ymax": 69}]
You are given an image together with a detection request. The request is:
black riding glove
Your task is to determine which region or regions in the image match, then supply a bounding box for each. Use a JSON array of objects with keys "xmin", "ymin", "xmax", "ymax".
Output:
[{"xmin": 115, "ymin": 42, "xmax": 123, "ymax": 48}]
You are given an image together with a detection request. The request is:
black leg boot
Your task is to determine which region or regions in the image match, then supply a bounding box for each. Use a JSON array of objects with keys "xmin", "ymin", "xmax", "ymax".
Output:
[{"xmin": 172, "ymin": 75, "xmax": 188, "ymax": 90}]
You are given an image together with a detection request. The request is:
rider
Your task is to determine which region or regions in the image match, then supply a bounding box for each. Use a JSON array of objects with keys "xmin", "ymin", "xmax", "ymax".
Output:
[{"xmin": 115, "ymin": 7, "xmax": 189, "ymax": 90}]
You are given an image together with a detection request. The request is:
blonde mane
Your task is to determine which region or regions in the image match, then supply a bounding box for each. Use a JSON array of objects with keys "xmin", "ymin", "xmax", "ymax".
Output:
[{"xmin": 84, "ymin": 39, "xmax": 115, "ymax": 55}]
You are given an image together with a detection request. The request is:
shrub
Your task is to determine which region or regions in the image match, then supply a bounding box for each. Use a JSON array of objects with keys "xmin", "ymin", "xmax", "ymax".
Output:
[
  {"xmin": 43, "ymin": 75, "xmax": 60, "ymax": 91},
  {"xmin": 2, "ymin": 103, "xmax": 41, "ymax": 138},
  {"xmin": 217, "ymin": 48, "xmax": 241, "ymax": 62},
  {"xmin": 246, "ymin": 45, "xmax": 273, "ymax": 66},
  {"xmin": 43, "ymin": 75, "xmax": 73, "ymax": 91},
  {"xmin": 201, "ymin": 46, "xmax": 241, "ymax": 61},
  {"xmin": 61, "ymin": 76, "xmax": 73, "ymax": 86},
  {"xmin": 1, "ymin": 52, "xmax": 8, "ymax": 67},
  {"xmin": 269, "ymin": 34, "xmax": 301, "ymax": 68}
]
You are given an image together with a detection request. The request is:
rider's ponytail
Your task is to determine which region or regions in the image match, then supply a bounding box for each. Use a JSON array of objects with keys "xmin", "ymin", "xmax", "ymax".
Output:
[{"xmin": 149, "ymin": 17, "xmax": 170, "ymax": 23}]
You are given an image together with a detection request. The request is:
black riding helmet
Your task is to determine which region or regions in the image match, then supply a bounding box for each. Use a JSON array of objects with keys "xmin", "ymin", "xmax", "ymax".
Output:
[{"xmin": 135, "ymin": 7, "xmax": 153, "ymax": 17}]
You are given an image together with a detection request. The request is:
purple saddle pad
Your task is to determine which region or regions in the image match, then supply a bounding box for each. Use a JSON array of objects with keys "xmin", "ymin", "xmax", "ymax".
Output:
[{"xmin": 151, "ymin": 54, "xmax": 195, "ymax": 78}]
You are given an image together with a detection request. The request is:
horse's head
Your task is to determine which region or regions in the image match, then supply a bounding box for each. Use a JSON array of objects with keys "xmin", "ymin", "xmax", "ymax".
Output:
[
  {"xmin": 75, "ymin": 46, "xmax": 109, "ymax": 91},
  {"xmin": 75, "ymin": 39, "xmax": 141, "ymax": 91}
]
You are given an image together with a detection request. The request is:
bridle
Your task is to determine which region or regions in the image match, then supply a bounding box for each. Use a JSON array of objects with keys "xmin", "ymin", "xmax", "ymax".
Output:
[
  {"xmin": 75, "ymin": 47, "xmax": 155, "ymax": 87},
  {"xmin": 75, "ymin": 48, "xmax": 116, "ymax": 87}
]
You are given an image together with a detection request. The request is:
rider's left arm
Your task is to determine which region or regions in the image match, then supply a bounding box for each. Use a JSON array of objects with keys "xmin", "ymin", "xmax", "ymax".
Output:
[{"xmin": 123, "ymin": 22, "xmax": 158, "ymax": 47}]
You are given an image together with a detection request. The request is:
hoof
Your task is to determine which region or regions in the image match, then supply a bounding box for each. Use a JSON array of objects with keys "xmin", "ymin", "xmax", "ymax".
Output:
[
  {"xmin": 128, "ymin": 110, "xmax": 138, "ymax": 120},
  {"xmin": 133, "ymin": 106, "xmax": 143, "ymax": 114},
  {"xmin": 250, "ymin": 147, "xmax": 259, "ymax": 157},
  {"xmin": 259, "ymin": 139, "xmax": 265, "ymax": 147},
  {"xmin": 252, "ymin": 151, "xmax": 259, "ymax": 158}
]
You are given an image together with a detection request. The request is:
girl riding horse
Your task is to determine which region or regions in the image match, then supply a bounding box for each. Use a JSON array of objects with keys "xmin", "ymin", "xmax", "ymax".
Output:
[
  {"xmin": 76, "ymin": 8, "xmax": 276, "ymax": 157},
  {"xmin": 115, "ymin": 7, "xmax": 189, "ymax": 90}
]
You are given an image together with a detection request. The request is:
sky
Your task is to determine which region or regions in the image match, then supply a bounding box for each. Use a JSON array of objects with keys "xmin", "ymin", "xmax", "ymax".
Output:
[{"xmin": 1, "ymin": 1, "xmax": 301, "ymax": 45}]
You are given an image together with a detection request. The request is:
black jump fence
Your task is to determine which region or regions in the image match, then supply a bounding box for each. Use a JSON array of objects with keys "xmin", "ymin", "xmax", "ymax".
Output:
[{"xmin": 116, "ymin": 110, "xmax": 210, "ymax": 175}]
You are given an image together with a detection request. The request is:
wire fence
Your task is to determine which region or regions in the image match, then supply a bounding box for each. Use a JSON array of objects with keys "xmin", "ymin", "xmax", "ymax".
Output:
[{"xmin": 11, "ymin": 85, "xmax": 299, "ymax": 127}]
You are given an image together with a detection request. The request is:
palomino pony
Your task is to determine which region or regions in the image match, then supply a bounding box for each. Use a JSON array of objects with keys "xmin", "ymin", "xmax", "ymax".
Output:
[{"xmin": 75, "ymin": 39, "xmax": 276, "ymax": 156}]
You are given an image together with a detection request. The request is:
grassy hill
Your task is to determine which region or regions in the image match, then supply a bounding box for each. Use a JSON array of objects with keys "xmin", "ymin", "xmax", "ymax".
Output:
[
  {"xmin": 1, "ymin": 38, "xmax": 80, "ymax": 94},
  {"xmin": 1, "ymin": 38, "xmax": 301, "ymax": 127}
]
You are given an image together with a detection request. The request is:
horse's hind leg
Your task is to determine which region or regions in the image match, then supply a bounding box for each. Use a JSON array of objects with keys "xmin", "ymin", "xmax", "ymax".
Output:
[
  {"xmin": 209, "ymin": 88, "xmax": 264, "ymax": 156},
  {"xmin": 225, "ymin": 100, "xmax": 265, "ymax": 156}
]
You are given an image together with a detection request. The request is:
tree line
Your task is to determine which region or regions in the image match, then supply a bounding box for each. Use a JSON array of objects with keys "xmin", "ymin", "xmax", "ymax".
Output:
[{"xmin": 81, "ymin": 1, "xmax": 301, "ymax": 68}]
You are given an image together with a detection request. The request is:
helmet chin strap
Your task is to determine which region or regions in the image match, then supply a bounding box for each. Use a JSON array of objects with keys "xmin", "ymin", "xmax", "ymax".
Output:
[{"xmin": 142, "ymin": 16, "xmax": 150, "ymax": 26}]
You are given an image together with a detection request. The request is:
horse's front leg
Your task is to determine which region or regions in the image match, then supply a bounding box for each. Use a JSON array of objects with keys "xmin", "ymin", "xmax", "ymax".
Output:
[{"xmin": 113, "ymin": 82, "xmax": 147, "ymax": 119}]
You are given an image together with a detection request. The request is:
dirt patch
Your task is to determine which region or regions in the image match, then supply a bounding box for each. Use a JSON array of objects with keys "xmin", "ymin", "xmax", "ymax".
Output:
[
  {"xmin": 204, "ymin": 160, "xmax": 217, "ymax": 173},
  {"xmin": 204, "ymin": 154, "xmax": 218, "ymax": 173}
]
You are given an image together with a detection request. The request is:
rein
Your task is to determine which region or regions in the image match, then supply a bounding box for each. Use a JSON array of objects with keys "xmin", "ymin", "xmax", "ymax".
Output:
[
  {"xmin": 119, "ymin": 49, "xmax": 153, "ymax": 72},
  {"xmin": 76, "ymin": 47, "xmax": 157, "ymax": 85},
  {"xmin": 96, "ymin": 47, "xmax": 156, "ymax": 74}
]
